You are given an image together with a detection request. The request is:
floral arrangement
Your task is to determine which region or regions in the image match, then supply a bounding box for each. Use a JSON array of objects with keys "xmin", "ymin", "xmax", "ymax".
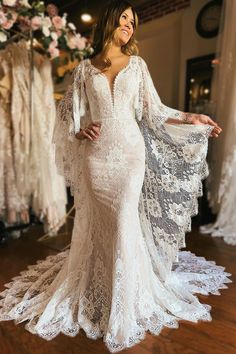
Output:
[{"xmin": 0, "ymin": 0, "xmax": 93, "ymax": 60}]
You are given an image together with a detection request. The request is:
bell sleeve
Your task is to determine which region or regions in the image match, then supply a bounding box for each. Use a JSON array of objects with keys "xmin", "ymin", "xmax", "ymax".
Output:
[
  {"xmin": 135, "ymin": 56, "xmax": 186, "ymax": 126},
  {"xmin": 52, "ymin": 60, "xmax": 88, "ymax": 193},
  {"xmin": 136, "ymin": 56, "xmax": 214, "ymax": 278}
]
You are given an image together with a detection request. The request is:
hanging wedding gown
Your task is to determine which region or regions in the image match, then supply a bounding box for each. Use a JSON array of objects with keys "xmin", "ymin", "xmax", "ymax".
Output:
[
  {"xmin": 0, "ymin": 44, "xmax": 30, "ymax": 223},
  {"xmin": 0, "ymin": 40, "xmax": 67, "ymax": 231},
  {"xmin": 30, "ymin": 52, "xmax": 67, "ymax": 232},
  {"xmin": 200, "ymin": 0, "xmax": 236, "ymax": 245},
  {"xmin": 0, "ymin": 62, "xmax": 22, "ymax": 223},
  {"xmin": 0, "ymin": 55, "xmax": 231, "ymax": 352}
]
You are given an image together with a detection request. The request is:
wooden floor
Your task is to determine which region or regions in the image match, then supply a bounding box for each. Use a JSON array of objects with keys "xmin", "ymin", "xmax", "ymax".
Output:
[{"xmin": 0, "ymin": 223, "xmax": 235, "ymax": 354}]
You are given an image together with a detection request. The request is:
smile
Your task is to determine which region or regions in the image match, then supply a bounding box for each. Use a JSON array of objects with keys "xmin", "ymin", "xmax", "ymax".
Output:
[{"xmin": 121, "ymin": 29, "xmax": 129, "ymax": 36}]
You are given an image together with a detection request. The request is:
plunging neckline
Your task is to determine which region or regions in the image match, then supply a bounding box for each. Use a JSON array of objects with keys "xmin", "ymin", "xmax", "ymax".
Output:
[{"xmin": 87, "ymin": 55, "xmax": 134, "ymax": 107}]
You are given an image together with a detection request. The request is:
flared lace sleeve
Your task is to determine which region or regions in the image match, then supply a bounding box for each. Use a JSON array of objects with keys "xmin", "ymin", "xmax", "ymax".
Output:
[
  {"xmin": 136, "ymin": 56, "xmax": 186, "ymax": 125},
  {"xmin": 52, "ymin": 60, "xmax": 88, "ymax": 192},
  {"xmin": 136, "ymin": 56, "xmax": 214, "ymax": 278}
]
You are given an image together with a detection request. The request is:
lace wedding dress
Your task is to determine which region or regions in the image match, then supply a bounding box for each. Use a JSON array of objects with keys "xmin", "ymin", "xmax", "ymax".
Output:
[
  {"xmin": 200, "ymin": 0, "xmax": 236, "ymax": 245},
  {"xmin": 0, "ymin": 40, "xmax": 67, "ymax": 230},
  {"xmin": 0, "ymin": 55, "xmax": 231, "ymax": 352}
]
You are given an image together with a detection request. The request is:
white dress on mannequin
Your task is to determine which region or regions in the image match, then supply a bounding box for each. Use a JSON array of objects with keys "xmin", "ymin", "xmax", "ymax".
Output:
[{"xmin": 0, "ymin": 55, "xmax": 231, "ymax": 353}]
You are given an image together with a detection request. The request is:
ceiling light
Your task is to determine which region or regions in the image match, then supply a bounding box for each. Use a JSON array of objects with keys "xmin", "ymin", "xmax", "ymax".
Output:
[
  {"xmin": 204, "ymin": 88, "xmax": 210, "ymax": 95},
  {"xmin": 81, "ymin": 13, "xmax": 92, "ymax": 22}
]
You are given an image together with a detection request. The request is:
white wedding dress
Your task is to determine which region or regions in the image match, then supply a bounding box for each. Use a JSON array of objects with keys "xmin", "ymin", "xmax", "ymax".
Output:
[
  {"xmin": 0, "ymin": 40, "xmax": 67, "ymax": 230},
  {"xmin": 0, "ymin": 55, "xmax": 231, "ymax": 352}
]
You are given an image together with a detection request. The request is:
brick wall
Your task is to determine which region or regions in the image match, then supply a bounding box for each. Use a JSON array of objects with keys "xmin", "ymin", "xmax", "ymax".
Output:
[{"xmin": 136, "ymin": 0, "xmax": 191, "ymax": 24}]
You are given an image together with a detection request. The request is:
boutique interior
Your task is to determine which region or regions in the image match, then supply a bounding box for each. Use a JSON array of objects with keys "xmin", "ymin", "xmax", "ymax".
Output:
[{"xmin": 0, "ymin": 0, "xmax": 235, "ymax": 353}]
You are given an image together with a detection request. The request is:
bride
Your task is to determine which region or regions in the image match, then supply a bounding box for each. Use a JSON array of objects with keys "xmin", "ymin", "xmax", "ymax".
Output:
[{"xmin": 0, "ymin": 0, "xmax": 231, "ymax": 352}]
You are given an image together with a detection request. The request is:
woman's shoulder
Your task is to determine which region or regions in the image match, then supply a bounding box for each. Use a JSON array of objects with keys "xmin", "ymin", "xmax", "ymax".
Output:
[
  {"xmin": 132, "ymin": 54, "xmax": 146, "ymax": 65},
  {"xmin": 72, "ymin": 55, "xmax": 147, "ymax": 74},
  {"xmin": 132, "ymin": 55, "xmax": 148, "ymax": 70},
  {"xmin": 76, "ymin": 58, "xmax": 89, "ymax": 69},
  {"xmin": 72, "ymin": 58, "xmax": 89, "ymax": 76}
]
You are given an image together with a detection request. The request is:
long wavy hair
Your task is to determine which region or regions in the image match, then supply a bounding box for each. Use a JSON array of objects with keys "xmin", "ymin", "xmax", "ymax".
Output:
[{"xmin": 90, "ymin": 0, "xmax": 139, "ymax": 70}]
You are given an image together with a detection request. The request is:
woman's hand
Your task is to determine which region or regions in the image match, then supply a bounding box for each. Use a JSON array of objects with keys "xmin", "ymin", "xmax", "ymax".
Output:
[
  {"xmin": 75, "ymin": 122, "xmax": 102, "ymax": 141},
  {"xmin": 184, "ymin": 113, "xmax": 222, "ymax": 138}
]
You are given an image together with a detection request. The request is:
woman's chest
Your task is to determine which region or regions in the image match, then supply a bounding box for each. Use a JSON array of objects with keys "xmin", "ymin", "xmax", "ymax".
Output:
[{"xmin": 84, "ymin": 64, "xmax": 140, "ymax": 106}]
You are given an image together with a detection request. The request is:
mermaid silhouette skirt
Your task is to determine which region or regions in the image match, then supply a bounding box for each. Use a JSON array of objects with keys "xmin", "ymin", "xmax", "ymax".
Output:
[{"xmin": 0, "ymin": 116, "xmax": 231, "ymax": 353}]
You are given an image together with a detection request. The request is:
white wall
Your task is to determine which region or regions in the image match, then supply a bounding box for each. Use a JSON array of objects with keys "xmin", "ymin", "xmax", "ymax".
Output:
[{"xmin": 136, "ymin": 0, "xmax": 218, "ymax": 111}]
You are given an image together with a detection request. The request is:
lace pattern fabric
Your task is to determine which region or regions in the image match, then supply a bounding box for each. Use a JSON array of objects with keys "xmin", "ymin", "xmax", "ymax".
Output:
[
  {"xmin": 0, "ymin": 40, "xmax": 67, "ymax": 230},
  {"xmin": 0, "ymin": 55, "xmax": 231, "ymax": 352},
  {"xmin": 0, "ymin": 42, "xmax": 30, "ymax": 222},
  {"xmin": 0, "ymin": 247, "xmax": 231, "ymax": 352}
]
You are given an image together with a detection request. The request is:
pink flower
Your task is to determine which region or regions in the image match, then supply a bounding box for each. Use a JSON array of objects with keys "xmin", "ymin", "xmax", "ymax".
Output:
[
  {"xmin": 67, "ymin": 34, "xmax": 87, "ymax": 50},
  {"xmin": 3, "ymin": 0, "xmax": 17, "ymax": 6},
  {"xmin": 0, "ymin": 9, "xmax": 17, "ymax": 29},
  {"xmin": 48, "ymin": 40, "xmax": 59, "ymax": 58},
  {"xmin": 2, "ymin": 20, "xmax": 14, "ymax": 29},
  {"xmin": 46, "ymin": 4, "xmax": 58, "ymax": 17},
  {"xmin": 49, "ymin": 46, "xmax": 59, "ymax": 58},
  {"xmin": 31, "ymin": 16, "xmax": 42, "ymax": 31},
  {"xmin": 77, "ymin": 36, "xmax": 87, "ymax": 50},
  {"xmin": 0, "ymin": 11, "xmax": 7, "ymax": 25},
  {"xmin": 52, "ymin": 16, "xmax": 65, "ymax": 30},
  {"xmin": 49, "ymin": 39, "xmax": 58, "ymax": 48},
  {"xmin": 48, "ymin": 47, "xmax": 59, "ymax": 59}
]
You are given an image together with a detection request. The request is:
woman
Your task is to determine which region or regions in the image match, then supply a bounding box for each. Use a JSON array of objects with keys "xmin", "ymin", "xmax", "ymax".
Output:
[{"xmin": 0, "ymin": 1, "xmax": 231, "ymax": 352}]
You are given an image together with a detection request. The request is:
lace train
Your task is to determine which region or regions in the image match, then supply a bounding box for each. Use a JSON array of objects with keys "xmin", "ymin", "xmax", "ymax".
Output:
[{"xmin": 0, "ymin": 249, "xmax": 231, "ymax": 352}]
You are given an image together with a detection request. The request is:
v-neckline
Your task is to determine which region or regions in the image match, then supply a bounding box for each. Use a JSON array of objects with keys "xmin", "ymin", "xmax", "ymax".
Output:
[{"xmin": 87, "ymin": 55, "xmax": 134, "ymax": 107}]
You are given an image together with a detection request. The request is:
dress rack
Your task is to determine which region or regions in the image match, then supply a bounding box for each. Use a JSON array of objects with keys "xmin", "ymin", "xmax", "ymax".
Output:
[{"xmin": 0, "ymin": 31, "xmax": 72, "ymax": 247}]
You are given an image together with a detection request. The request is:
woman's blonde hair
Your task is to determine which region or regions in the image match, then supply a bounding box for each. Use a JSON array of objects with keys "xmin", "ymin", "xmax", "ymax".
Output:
[{"xmin": 90, "ymin": 0, "xmax": 139, "ymax": 69}]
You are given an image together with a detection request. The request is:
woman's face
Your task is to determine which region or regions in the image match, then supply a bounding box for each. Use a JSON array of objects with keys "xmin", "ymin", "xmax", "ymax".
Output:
[{"xmin": 114, "ymin": 7, "xmax": 135, "ymax": 46}]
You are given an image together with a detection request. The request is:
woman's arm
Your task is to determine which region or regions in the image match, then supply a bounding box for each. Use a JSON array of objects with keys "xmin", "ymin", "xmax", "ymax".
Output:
[
  {"xmin": 138, "ymin": 56, "xmax": 222, "ymax": 138},
  {"xmin": 166, "ymin": 113, "xmax": 222, "ymax": 138}
]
